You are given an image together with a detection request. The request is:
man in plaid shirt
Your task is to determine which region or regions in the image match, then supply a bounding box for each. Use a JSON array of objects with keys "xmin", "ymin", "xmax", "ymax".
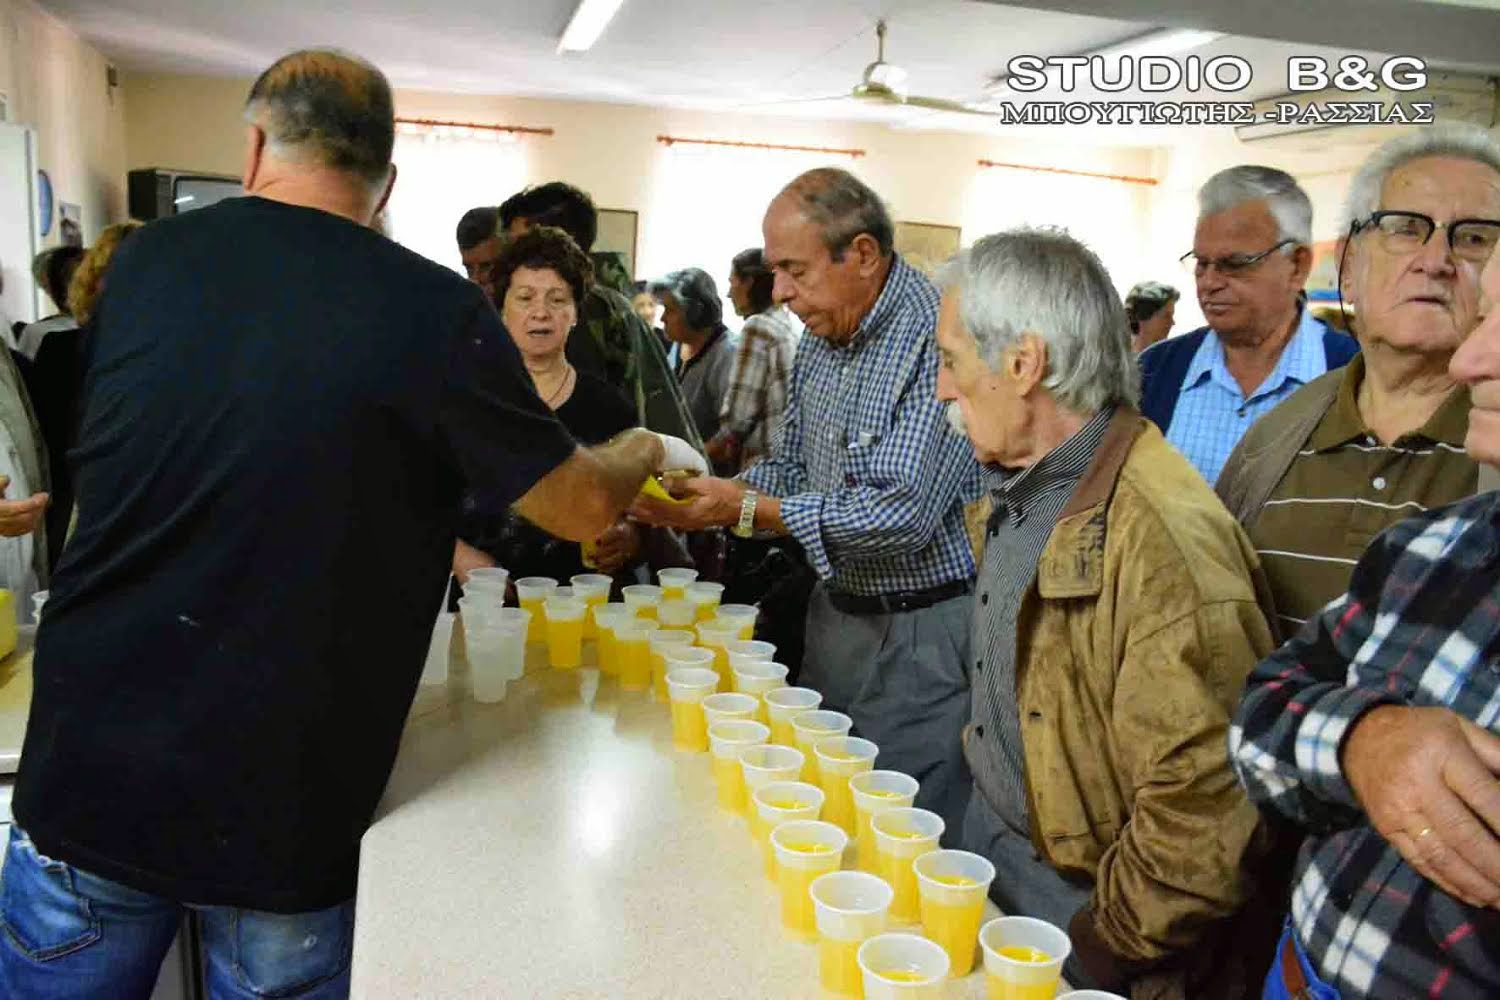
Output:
[{"xmin": 1230, "ymin": 249, "xmax": 1500, "ymax": 997}]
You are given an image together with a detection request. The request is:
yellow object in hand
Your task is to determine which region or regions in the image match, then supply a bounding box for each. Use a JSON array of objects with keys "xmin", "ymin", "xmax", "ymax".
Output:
[{"xmin": 638, "ymin": 476, "xmax": 688, "ymax": 504}]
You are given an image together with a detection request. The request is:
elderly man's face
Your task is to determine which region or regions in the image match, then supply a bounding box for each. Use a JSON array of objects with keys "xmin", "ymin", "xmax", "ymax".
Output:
[
  {"xmin": 763, "ymin": 196, "xmax": 878, "ymax": 342},
  {"xmin": 1449, "ymin": 250, "xmax": 1500, "ymax": 468},
  {"xmin": 461, "ymin": 236, "xmax": 503, "ymax": 300},
  {"xmin": 1344, "ymin": 156, "xmax": 1500, "ymax": 357},
  {"xmin": 935, "ymin": 289, "xmax": 1030, "ymax": 466},
  {"xmin": 1193, "ymin": 200, "xmax": 1308, "ymax": 347}
]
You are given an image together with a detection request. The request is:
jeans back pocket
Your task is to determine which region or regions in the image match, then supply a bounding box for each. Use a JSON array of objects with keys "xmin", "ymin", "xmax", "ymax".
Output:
[{"xmin": 0, "ymin": 829, "xmax": 102, "ymax": 962}]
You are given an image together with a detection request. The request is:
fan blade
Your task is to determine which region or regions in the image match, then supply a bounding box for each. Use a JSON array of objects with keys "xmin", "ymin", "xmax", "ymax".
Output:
[
  {"xmin": 901, "ymin": 94, "xmax": 999, "ymax": 117},
  {"xmin": 733, "ymin": 93, "xmax": 852, "ymax": 109}
]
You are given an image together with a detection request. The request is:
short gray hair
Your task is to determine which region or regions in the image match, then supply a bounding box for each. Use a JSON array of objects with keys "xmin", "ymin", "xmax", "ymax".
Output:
[
  {"xmin": 1198, "ymin": 165, "xmax": 1313, "ymax": 246},
  {"xmin": 941, "ymin": 228, "xmax": 1139, "ymax": 413},
  {"xmin": 780, "ymin": 168, "xmax": 895, "ymax": 259},
  {"xmin": 1342, "ymin": 123, "xmax": 1500, "ymax": 230},
  {"xmin": 243, "ymin": 49, "xmax": 395, "ymax": 187}
]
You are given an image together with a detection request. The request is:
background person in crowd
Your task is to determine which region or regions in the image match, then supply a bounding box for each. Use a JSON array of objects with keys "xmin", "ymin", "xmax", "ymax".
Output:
[
  {"xmin": 707, "ymin": 247, "xmax": 799, "ymax": 474},
  {"xmin": 653, "ymin": 267, "xmax": 736, "ymax": 450},
  {"xmin": 632, "ymin": 167, "xmax": 984, "ymax": 836},
  {"xmin": 1217, "ymin": 124, "xmax": 1499, "ymax": 636},
  {"xmin": 0, "ymin": 49, "xmax": 692, "ymax": 999},
  {"xmin": 0, "ymin": 345, "xmax": 49, "ymax": 623},
  {"xmin": 1140, "ymin": 166, "xmax": 1359, "ymax": 484},
  {"xmin": 938, "ymin": 228, "xmax": 1278, "ymax": 997},
  {"xmin": 1229, "ymin": 241, "xmax": 1500, "ymax": 1000},
  {"xmin": 1124, "ymin": 279, "xmax": 1179, "ymax": 353},
  {"xmin": 16, "ymin": 245, "xmax": 84, "ymax": 362},
  {"xmin": 454, "ymin": 204, "xmax": 502, "ymax": 300}
]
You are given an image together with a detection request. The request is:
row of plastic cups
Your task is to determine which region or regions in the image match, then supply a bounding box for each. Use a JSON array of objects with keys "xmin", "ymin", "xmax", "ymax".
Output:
[{"xmin": 848, "ymin": 919, "xmax": 1089, "ymax": 1000}]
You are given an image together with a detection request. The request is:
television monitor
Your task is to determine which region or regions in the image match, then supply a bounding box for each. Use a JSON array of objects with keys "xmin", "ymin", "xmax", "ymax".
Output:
[{"xmin": 128, "ymin": 168, "xmax": 242, "ymax": 221}]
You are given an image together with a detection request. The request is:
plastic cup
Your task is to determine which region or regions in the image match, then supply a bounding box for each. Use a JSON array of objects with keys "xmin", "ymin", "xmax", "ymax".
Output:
[
  {"xmin": 814, "ymin": 736, "xmax": 879, "ymax": 835},
  {"xmin": 764, "ymin": 687, "xmax": 823, "ymax": 747},
  {"xmin": 514, "ymin": 577, "xmax": 558, "ymax": 643},
  {"xmin": 792, "ymin": 710, "xmax": 854, "ymax": 782},
  {"xmin": 615, "ymin": 618, "xmax": 660, "ymax": 690},
  {"xmin": 739, "ymin": 745, "xmax": 805, "ymax": 820},
  {"xmin": 730, "ymin": 661, "xmax": 791, "ymax": 723},
  {"xmin": 648, "ymin": 629, "xmax": 696, "ymax": 699},
  {"xmin": 858, "ymin": 933, "xmax": 950, "ymax": 998},
  {"xmin": 656, "ymin": 567, "xmax": 699, "ymax": 601},
  {"xmin": 592, "ymin": 603, "xmax": 631, "ymax": 675},
  {"xmin": 421, "ymin": 611, "xmax": 454, "ymax": 686},
  {"xmin": 657, "ymin": 598, "xmax": 698, "ymax": 629},
  {"xmin": 569, "ymin": 574, "xmax": 612, "ymax": 639},
  {"xmin": 851, "ymin": 771, "xmax": 921, "ymax": 873},
  {"xmin": 811, "ymin": 871, "xmax": 894, "ymax": 997},
  {"xmin": 751, "ymin": 780, "xmax": 823, "ymax": 878},
  {"xmin": 716, "ymin": 603, "xmax": 758, "ymax": 640},
  {"xmin": 707, "ymin": 720, "xmax": 770, "ymax": 812},
  {"xmin": 770, "ymin": 820, "xmax": 847, "ymax": 938},
  {"xmin": 31, "ymin": 589, "xmax": 49, "ymax": 624},
  {"xmin": 661, "ymin": 643, "xmax": 713, "ymax": 701},
  {"xmin": 466, "ymin": 566, "xmax": 509, "ymax": 588},
  {"xmin": 456, "ymin": 588, "xmax": 505, "ymax": 630},
  {"xmin": 665, "ymin": 666, "xmax": 718, "ymax": 751},
  {"xmin": 724, "ymin": 640, "xmax": 776, "ymax": 690},
  {"xmin": 685, "ymin": 581, "xmax": 725, "ymax": 621},
  {"xmin": 915, "ymin": 850, "xmax": 996, "ymax": 977},
  {"xmin": 542, "ymin": 596, "xmax": 586, "ymax": 669},
  {"xmin": 466, "ymin": 608, "xmax": 529, "ymax": 701},
  {"xmin": 701, "ymin": 692, "xmax": 758, "ymax": 729},
  {"xmin": 979, "ymin": 916, "xmax": 1071, "ymax": 1000},
  {"xmin": 694, "ymin": 620, "xmax": 741, "ymax": 691},
  {"xmin": 872, "ymin": 809, "xmax": 945, "ymax": 924},
  {"xmin": 621, "ymin": 584, "xmax": 664, "ymax": 620}
]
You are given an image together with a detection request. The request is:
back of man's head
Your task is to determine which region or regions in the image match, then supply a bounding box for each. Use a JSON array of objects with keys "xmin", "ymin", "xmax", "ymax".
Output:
[
  {"xmin": 499, "ymin": 182, "xmax": 597, "ymax": 251},
  {"xmin": 456, "ymin": 206, "xmax": 500, "ymax": 251},
  {"xmin": 244, "ymin": 49, "xmax": 395, "ymax": 188}
]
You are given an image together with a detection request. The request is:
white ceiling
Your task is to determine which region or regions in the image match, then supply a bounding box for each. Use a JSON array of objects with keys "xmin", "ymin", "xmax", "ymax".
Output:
[{"xmin": 35, "ymin": 0, "xmax": 1500, "ymax": 138}]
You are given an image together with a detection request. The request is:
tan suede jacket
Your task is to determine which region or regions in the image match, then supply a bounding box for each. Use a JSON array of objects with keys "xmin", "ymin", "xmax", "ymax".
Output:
[{"xmin": 964, "ymin": 409, "xmax": 1279, "ymax": 998}]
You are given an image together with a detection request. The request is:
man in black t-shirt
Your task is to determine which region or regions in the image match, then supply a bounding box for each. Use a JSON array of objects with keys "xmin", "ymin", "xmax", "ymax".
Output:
[{"xmin": 0, "ymin": 50, "xmax": 698, "ymax": 1000}]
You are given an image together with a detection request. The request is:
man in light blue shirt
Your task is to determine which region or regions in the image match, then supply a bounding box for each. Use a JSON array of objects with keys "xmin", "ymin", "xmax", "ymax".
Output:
[{"xmin": 1140, "ymin": 166, "xmax": 1358, "ymax": 484}]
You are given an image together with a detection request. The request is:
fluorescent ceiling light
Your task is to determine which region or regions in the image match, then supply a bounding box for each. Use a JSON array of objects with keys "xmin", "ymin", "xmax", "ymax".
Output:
[
  {"xmin": 985, "ymin": 27, "xmax": 1224, "ymax": 93},
  {"xmin": 558, "ymin": 0, "xmax": 627, "ymax": 53}
]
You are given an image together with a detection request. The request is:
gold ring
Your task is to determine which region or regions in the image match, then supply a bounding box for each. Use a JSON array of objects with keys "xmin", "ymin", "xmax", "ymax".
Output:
[{"xmin": 1415, "ymin": 826, "xmax": 1434, "ymax": 841}]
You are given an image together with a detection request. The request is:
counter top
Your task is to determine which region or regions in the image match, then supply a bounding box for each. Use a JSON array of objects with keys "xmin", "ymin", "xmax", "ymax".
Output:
[{"xmin": 351, "ymin": 634, "xmax": 1017, "ymax": 999}]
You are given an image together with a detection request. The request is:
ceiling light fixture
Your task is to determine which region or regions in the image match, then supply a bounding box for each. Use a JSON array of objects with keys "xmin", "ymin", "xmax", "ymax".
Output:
[{"xmin": 558, "ymin": 0, "xmax": 627, "ymax": 54}]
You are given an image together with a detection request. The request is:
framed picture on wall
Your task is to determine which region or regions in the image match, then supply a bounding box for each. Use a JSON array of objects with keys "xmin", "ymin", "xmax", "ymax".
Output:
[
  {"xmin": 594, "ymin": 208, "xmax": 639, "ymax": 295},
  {"xmin": 894, "ymin": 221, "xmax": 961, "ymax": 277}
]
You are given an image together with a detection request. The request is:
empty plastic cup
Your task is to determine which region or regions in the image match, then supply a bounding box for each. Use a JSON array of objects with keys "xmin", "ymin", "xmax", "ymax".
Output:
[
  {"xmin": 739, "ymin": 745, "xmax": 806, "ymax": 820},
  {"xmin": 621, "ymin": 584, "xmax": 663, "ymax": 620},
  {"xmin": 466, "ymin": 566, "xmax": 509, "ymax": 588},
  {"xmin": 592, "ymin": 603, "xmax": 631, "ymax": 675},
  {"xmin": 851, "ymin": 771, "xmax": 920, "ymax": 873},
  {"xmin": 858, "ymin": 933, "xmax": 950, "ymax": 998},
  {"xmin": 661, "ymin": 644, "xmax": 714, "ymax": 704},
  {"xmin": 770, "ymin": 820, "xmax": 848, "ymax": 938},
  {"xmin": 814, "ymin": 736, "xmax": 879, "ymax": 835},
  {"xmin": 466, "ymin": 607, "xmax": 528, "ymax": 702},
  {"xmin": 707, "ymin": 720, "xmax": 770, "ymax": 812},
  {"xmin": 615, "ymin": 618, "xmax": 660, "ymax": 690},
  {"xmin": 725, "ymin": 640, "xmax": 776, "ymax": 690},
  {"xmin": 792, "ymin": 710, "xmax": 854, "ymax": 782},
  {"xmin": 648, "ymin": 629, "xmax": 696, "ymax": 699},
  {"xmin": 979, "ymin": 916, "xmax": 1071, "ymax": 1000},
  {"xmin": 456, "ymin": 590, "xmax": 504, "ymax": 631},
  {"xmin": 751, "ymin": 780, "xmax": 824, "ymax": 878},
  {"xmin": 685, "ymin": 581, "xmax": 724, "ymax": 621},
  {"xmin": 656, "ymin": 567, "xmax": 699, "ymax": 600},
  {"xmin": 715, "ymin": 603, "xmax": 758, "ymax": 640},
  {"xmin": 811, "ymin": 871, "xmax": 894, "ymax": 996},
  {"xmin": 915, "ymin": 850, "xmax": 995, "ymax": 977},
  {"xmin": 764, "ymin": 687, "xmax": 823, "ymax": 747},
  {"xmin": 694, "ymin": 620, "xmax": 741, "ymax": 691},
  {"xmin": 543, "ymin": 596, "xmax": 586, "ymax": 669},
  {"xmin": 730, "ymin": 661, "xmax": 791, "ymax": 722},
  {"xmin": 514, "ymin": 577, "xmax": 558, "ymax": 643},
  {"xmin": 665, "ymin": 666, "xmax": 718, "ymax": 751},
  {"xmin": 569, "ymin": 574, "xmax": 612, "ymax": 639},
  {"xmin": 657, "ymin": 598, "xmax": 698, "ymax": 629},
  {"xmin": 871, "ymin": 808, "xmax": 945, "ymax": 924}
]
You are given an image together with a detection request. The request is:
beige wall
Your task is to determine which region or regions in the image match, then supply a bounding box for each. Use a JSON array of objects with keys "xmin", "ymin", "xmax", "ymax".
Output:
[{"xmin": 0, "ymin": 0, "xmax": 127, "ymax": 239}]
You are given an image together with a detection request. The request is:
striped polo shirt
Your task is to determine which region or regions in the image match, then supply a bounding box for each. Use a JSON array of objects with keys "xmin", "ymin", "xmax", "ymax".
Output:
[{"xmin": 1247, "ymin": 354, "xmax": 1477, "ymax": 633}]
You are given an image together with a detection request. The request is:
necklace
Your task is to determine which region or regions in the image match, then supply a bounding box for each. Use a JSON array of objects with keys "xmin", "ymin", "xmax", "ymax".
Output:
[{"xmin": 539, "ymin": 363, "xmax": 575, "ymax": 407}]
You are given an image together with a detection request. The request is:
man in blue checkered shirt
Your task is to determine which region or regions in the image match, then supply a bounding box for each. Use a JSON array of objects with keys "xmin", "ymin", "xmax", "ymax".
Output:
[
  {"xmin": 632, "ymin": 168, "xmax": 983, "ymax": 832},
  {"xmin": 1230, "ymin": 249, "xmax": 1500, "ymax": 998}
]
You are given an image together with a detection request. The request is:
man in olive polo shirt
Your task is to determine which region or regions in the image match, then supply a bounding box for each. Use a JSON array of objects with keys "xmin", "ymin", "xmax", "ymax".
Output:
[{"xmin": 1217, "ymin": 125, "xmax": 1499, "ymax": 632}]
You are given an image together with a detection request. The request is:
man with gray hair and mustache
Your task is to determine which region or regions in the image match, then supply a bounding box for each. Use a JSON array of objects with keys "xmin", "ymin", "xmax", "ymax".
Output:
[{"xmin": 937, "ymin": 227, "xmax": 1279, "ymax": 996}]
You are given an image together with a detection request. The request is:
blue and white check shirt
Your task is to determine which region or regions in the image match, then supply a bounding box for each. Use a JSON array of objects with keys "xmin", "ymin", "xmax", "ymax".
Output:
[
  {"xmin": 1167, "ymin": 308, "xmax": 1329, "ymax": 485},
  {"xmin": 1230, "ymin": 490, "xmax": 1500, "ymax": 998},
  {"xmin": 742, "ymin": 255, "xmax": 983, "ymax": 596}
]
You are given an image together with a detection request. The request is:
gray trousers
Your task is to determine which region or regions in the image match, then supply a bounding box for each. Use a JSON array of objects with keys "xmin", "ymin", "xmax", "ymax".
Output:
[{"xmin": 802, "ymin": 583, "xmax": 972, "ymax": 841}]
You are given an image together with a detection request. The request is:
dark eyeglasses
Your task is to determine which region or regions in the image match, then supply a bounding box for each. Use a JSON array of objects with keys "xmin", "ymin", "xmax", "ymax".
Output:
[
  {"xmin": 1179, "ymin": 239, "xmax": 1297, "ymax": 278},
  {"xmin": 1353, "ymin": 210, "xmax": 1500, "ymax": 264}
]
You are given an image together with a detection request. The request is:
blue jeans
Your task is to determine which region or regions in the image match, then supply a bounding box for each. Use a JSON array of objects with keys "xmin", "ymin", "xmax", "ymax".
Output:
[
  {"xmin": 1263, "ymin": 919, "xmax": 1340, "ymax": 1000},
  {"xmin": 0, "ymin": 826, "xmax": 353, "ymax": 999}
]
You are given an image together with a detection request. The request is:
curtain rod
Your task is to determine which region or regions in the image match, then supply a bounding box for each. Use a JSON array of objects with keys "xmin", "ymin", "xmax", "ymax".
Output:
[
  {"xmin": 396, "ymin": 117, "xmax": 554, "ymax": 137},
  {"xmin": 657, "ymin": 135, "xmax": 865, "ymax": 157},
  {"xmin": 977, "ymin": 159, "xmax": 1157, "ymax": 186}
]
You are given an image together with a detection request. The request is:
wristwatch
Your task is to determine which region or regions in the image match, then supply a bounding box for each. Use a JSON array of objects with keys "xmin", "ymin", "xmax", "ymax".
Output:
[{"xmin": 732, "ymin": 489, "xmax": 758, "ymax": 539}]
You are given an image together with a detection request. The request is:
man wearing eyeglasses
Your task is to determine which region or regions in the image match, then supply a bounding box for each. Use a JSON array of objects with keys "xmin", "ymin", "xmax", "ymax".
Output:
[
  {"xmin": 1140, "ymin": 165, "xmax": 1359, "ymax": 485},
  {"xmin": 1217, "ymin": 125, "xmax": 1499, "ymax": 639}
]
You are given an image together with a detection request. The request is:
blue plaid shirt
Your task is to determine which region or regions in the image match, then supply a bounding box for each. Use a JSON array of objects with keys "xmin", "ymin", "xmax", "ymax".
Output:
[
  {"xmin": 1167, "ymin": 308, "xmax": 1329, "ymax": 485},
  {"xmin": 1230, "ymin": 490, "xmax": 1500, "ymax": 998},
  {"xmin": 742, "ymin": 255, "xmax": 983, "ymax": 596}
]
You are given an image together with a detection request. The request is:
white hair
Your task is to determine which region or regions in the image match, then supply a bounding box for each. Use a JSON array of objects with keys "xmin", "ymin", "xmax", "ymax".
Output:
[
  {"xmin": 940, "ymin": 227, "xmax": 1139, "ymax": 414},
  {"xmin": 1197, "ymin": 165, "xmax": 1313, "ymax": 246},
  {"xmin": 1342, "ymin": 123, "xmax": 1500, "ymax": 230}
]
